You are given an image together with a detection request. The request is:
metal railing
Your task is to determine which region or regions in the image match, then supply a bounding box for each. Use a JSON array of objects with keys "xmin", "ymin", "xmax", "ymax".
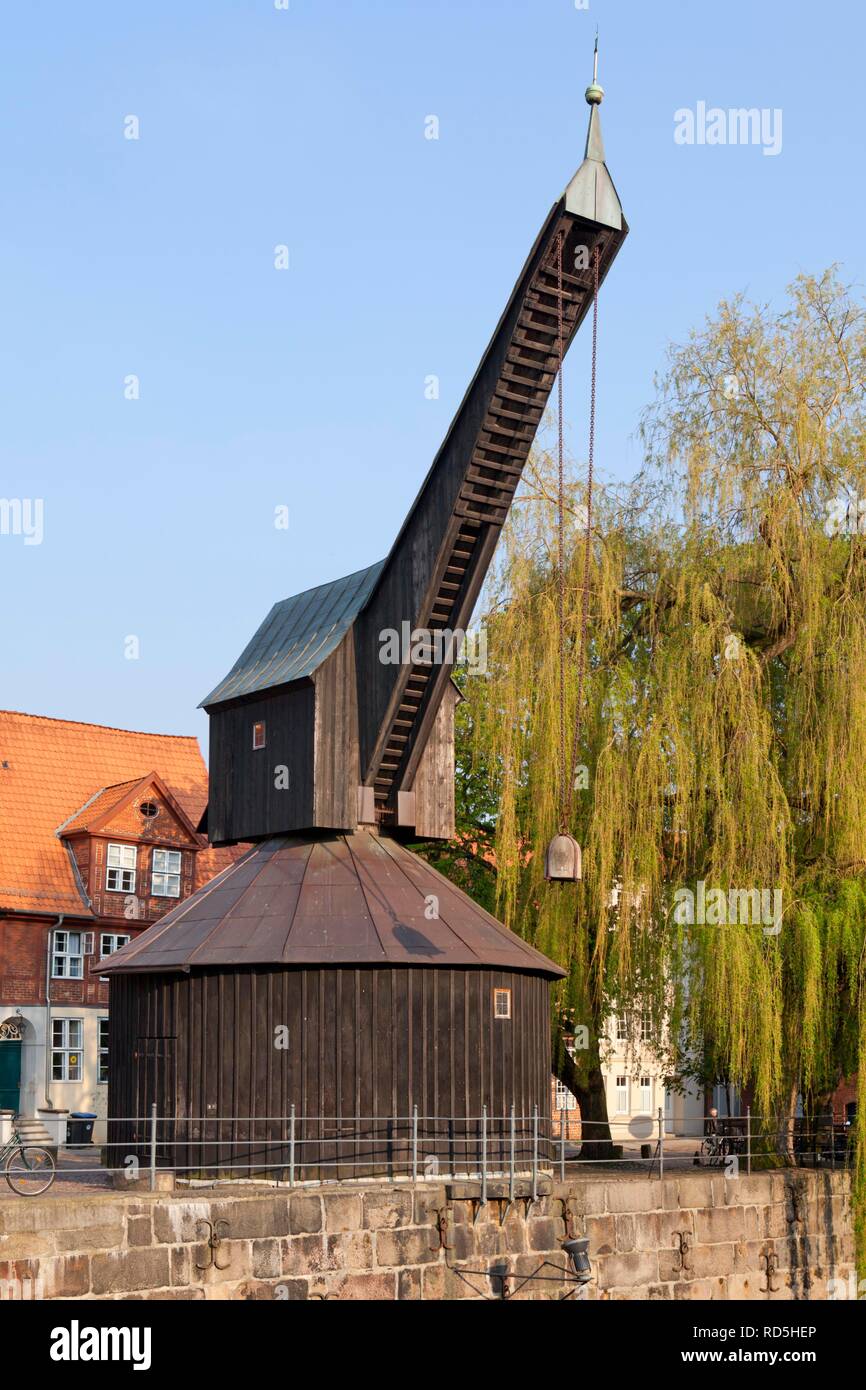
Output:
[
  {"xmin": 100, "ymin": 1104, "xmax": 547, "ymax": 1195},
  {"xmin": 22, "ymin": 1106, "xmax": 856, "ymax": 1193}
]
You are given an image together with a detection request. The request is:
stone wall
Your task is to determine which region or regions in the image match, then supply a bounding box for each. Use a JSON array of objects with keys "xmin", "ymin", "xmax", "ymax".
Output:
[{"xmin": 0, "ymin": 1168, "xmax": 854, "ymax": 1301}]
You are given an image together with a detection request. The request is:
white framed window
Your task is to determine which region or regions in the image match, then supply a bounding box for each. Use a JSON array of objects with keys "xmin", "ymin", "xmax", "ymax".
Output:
[
  {"xmin": 640, "ymin": 1013, "xmax": 653, "ymax": 1044},
  {"xmin": 554, "ymin": 1081, "xmax": 577, "ymax": 1112},
  {"xmin": 52, "ymin": 929, "xmax": 86, "ymax": 979},
  {"xmin": 100, "ymin": 932, "xmax": 130, "ymax": 959},
  {"xmin": 493, "ymin": 987, "xmax": 512, "ymax": 1019},
  {"xmin": 615, "ymin": 1075, "xmax": 629, "ymax": 1114},
  {"xmin": 99, "ymin": 932, "xmax": 130, "ymax": 981},
  {"xmin": 616, "ymin": 1015, "xmax": 629, "ymax": 1042},
  {"xmin": 151, "ymin": 848, "xmax": 182, "ymax": 898},
  {"xmin": 252, "ymin": 720, "xmax": 266, "ymax": 750},
  {"xmin": 98, "ymin": 1017, "xmax": 109, "ymax": 1084},
  {"xmin": 639, "ymin": 1075, "xmax": 653, "ymax": 1111},
  {"xmin": 106, "ymin": 842, "xmax": 136, "ymax": 893},
  {"xmin": 52, "ymin": 1018, "xmax": 83, "ymax": 1081}
]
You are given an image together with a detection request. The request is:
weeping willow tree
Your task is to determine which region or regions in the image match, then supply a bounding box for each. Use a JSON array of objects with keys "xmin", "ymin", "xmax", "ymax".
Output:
[{"xmin": 432, "ymin": 269, "xmax": 866, "ymax": 1220}]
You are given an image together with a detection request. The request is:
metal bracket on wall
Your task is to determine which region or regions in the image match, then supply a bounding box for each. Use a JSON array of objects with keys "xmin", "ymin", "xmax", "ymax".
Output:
[
  {"xmin": 469, "ymin": 1196, "xmax": 488, "ymax": 1226},
  {"xmin": 787, "ymin": 1177, "xmax": 807, "ymax": 1226},
  {"xmin": 429, "ymin": 1207, "xmax": 454, "ymax": 1253},
  {"xmin": 760, "ymin": 1249, "xmax": 781, "ymax": 1294},
  {"xmin": 494, "ymin": 1197, "xmax": 513, "ymax": 1227},
  {"xmin": 556, "ymin": 1197, "xmax": 576, "ymax": 1241},
  {"xmin": 674, "ymin": 1230, "xmax": 693, "ymax": 1273},
  {"xmin": 195, "ymin": 1218, "xmax": 231, "ymax": 1273}
]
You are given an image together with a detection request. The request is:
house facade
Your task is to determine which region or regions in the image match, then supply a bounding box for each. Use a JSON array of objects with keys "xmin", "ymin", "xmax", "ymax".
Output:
[
  {"xmin": 551, "ymin": 1011, "xmax": 706, "ymax": 1146},
  {"xmin": 0, "ymin": 711, "xmax": 238, "ymax": 1142}
]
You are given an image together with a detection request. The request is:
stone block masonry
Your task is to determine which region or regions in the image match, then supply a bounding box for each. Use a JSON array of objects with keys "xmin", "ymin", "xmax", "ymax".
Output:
[{"xmin": 0, "ymin": 1169, "xmax": 853, "ymax": 1301}]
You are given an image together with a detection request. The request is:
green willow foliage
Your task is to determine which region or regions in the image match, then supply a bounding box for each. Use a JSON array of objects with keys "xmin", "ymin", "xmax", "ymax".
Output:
[{"xmin": 455, "ymin": 269, "xmax": 866, "ymax": 1262}]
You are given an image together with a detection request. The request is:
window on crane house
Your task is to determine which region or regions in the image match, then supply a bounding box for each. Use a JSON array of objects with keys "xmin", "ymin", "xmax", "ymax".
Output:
[
  {"xmin": 493, "ymin": 987, "xmax": 512, "ymax": 1019},
  {"xmin": 106, "ymin": 842, "xmax": 136, "ymax": 893},
  {"xmin": 152, "ymin": 849, "xmax": 182, "ymax": 898},
  {"xmin": 52, "ymin": 1018, "xmax": 83, "ymax": 1081},
  {"xmin": 252, "ymin": 720, "xmax": 266, "ymax": 750}
]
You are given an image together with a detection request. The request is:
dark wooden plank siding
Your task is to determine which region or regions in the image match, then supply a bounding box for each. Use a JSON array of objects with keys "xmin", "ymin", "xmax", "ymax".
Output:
[
  {"xmin": 313, "ymin": 633, "xmax": 360, "ymax": 830},
  {"xmin": 109, "ymin": 965, "xmax": 552, "ymax": 1179},
  {"xmin": 413, "ymin": 685, "xmax": 457, "ymax": 838},
  {"xmin": 207, "ymin": 683, "xmax": 315, "ymax": 844}
]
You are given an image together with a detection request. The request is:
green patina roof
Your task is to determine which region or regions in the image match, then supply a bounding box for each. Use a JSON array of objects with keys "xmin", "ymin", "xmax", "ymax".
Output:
[{"xmin": 200, "ymin": 560, "xmax": 385, "ymax": 708}]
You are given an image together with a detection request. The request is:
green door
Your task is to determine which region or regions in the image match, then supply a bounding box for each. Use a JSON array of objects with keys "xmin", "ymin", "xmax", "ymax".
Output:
[{"xmin": 0, "ymin": 1041, "xmax": 22, "ymax": 1111}]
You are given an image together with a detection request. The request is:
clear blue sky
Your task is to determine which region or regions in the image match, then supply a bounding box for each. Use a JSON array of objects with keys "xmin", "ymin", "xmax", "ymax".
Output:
[{"xmin": 2, "ymin": 0, "xmax": 862, "ymax": 748}]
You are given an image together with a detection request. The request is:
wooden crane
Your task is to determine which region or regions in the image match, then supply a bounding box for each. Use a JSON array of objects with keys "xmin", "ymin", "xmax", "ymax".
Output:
[
  {"xmin": 101, "ymin": 52, "xmax": 628, "ymax": 1169},
  {"xmin": 200, "ymin": 49, "xmax": 627, "ymax": 849}
]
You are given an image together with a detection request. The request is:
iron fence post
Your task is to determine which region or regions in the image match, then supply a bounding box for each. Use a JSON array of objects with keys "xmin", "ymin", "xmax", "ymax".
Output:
[
  {"xmin": 746, "ymin": 1105, "xmax": 751, "ymax": 1176},
  {"xmin": 149, "ymin": 1102, "xmax": 157, "ymax": 1192},
  {"xmin": 829, "ymin": 1110, "xmax": 835, "ymax": 1171},
  {"xmin": 531, "ymin": 1105, "xmax": 538, "ymax": 1203},
  {"xmin": 481, "ymin": 1104, "xmax": 488, "ymax": 1205},
  {"xmin": 657, "ymin": 1106, "xmax": 664, "ymax": 1182},
  {"xmin": 412, "ymin": 1105, "xmax": 418, "ymax": 1183},
  {"xmin": 509, "ymin": 1104, "xmax": 516, "ymax": 1203},
  {"xmin": 560, "ymin": 1107, "xmax": 566, "ymax": 1182},
  {"xmin": 289, "ymin": 1104, "xmax": 296, "ymax": 1187}
]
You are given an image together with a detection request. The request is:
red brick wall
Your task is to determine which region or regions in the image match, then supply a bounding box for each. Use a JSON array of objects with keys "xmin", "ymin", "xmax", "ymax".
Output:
[
  {"xmin": 0, "ymin": 915, "xmax": 151, "ymax": 1007},
  {"xmin": 831, "ymin": 1077, "xmax": 858, "ymax": 1122},
  {"xmin": 0, "ymin": 916, "xmax": 47, "ymax": 1005},
  {"xmin": 83, "ymin": 835, "xmax": 196, "ymax": 925}
]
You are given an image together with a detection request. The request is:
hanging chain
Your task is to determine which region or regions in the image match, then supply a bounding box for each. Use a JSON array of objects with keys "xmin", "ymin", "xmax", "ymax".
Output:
[
  {"xmin": 557, "ymin": 230, "xmax": 567, "ymax": 831},
  {"xmin": 563, "ymin": 241, "xmax": 600, "ymax": 829}
]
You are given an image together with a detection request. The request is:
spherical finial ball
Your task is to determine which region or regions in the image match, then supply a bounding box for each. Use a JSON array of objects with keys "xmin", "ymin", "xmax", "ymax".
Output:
[{"xmin": 585, "ymin": 80, "xmax": 604, "ymax": 106}]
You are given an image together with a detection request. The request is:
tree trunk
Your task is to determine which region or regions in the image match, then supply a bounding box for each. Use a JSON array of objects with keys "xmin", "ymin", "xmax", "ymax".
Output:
[
  {"xmin": 553, "ymin": 1036, "xmax": 617, "ymax": 1161},
  {"xmin": 781, "ymin": 1081, "xmax": 799, "ymax": 1165}
]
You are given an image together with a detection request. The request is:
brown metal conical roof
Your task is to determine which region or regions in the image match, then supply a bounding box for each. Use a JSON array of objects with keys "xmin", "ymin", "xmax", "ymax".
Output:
[{"xmin": 99, "ymin": 832, "xmax": 566, "ymax": 978}]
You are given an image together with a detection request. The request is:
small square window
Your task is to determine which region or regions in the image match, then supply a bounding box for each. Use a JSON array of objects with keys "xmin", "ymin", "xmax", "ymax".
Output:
[
  {"xmin": 252, "ymin": 720, "xmax": 266, "ymax": 750},
  {"xmin": 493, "ymin": 987, "xmax": 511, "ymax": 1020}
]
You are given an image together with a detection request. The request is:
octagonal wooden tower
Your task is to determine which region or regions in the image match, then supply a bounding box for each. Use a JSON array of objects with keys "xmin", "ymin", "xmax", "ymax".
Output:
[{"xmin": 103, "ymin": 71, "xmax": 626, "ymax": 1179}]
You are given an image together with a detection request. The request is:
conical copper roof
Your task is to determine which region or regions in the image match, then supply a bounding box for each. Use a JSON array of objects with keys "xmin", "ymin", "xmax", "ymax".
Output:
[{"xmin": 99, "ymin": 832, "xmax": 566, "ymax": 978}]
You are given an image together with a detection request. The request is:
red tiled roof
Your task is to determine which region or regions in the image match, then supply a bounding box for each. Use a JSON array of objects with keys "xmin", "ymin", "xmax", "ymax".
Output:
[
  {"xmin": 0, "ymin": 710, "xmax": 237, "ymax": 916},
  {"xmin": 57, "ymin": 778, "xmax": 150, "ymax": 835}
]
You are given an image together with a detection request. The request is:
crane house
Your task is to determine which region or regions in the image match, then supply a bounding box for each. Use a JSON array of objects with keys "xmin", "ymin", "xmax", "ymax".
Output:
[{"xmin": 101, "ymin": 68, "xmax": 627, "ymax": 1181}]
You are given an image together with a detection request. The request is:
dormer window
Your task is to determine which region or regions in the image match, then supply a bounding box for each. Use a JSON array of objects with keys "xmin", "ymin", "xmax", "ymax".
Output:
[
  {"xmin": 106, "ymin": 843, "xmax": 136, "ymax": 893},
  {"xmin": 152, "ymin": 848, "xmax": 182, "ymax": 898},
  {"xmin": 252, "ymin": 720, "xmax": 266, "ymax": 750}
]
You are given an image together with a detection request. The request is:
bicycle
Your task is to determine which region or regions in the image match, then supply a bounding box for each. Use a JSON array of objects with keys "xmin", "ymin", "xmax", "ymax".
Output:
[
  {"xmin": 695, "ymin": 1131, "xmax": 731, "ymax": 1168},
  {"xmin": 1, "ymin": 1125, "xmax": 56, "ymax": 1195}
]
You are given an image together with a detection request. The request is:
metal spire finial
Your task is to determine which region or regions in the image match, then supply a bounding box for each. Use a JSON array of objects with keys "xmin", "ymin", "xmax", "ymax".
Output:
[{"xmin": 585, "ymin": 31, "xmax": 604, "ymax": 105}]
